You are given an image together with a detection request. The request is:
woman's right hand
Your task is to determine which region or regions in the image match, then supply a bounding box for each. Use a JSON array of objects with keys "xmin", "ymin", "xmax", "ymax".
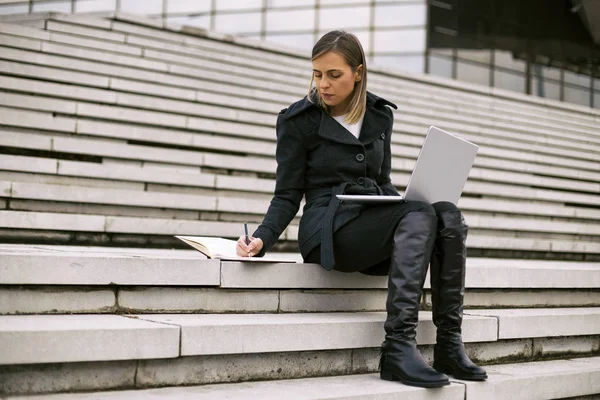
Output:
[{"xmin": 236, "ymin": 235, "xmax": 264, "ymax": 257}]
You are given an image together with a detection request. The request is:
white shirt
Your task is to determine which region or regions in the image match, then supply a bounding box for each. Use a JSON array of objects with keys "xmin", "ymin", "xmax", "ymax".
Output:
[{"xmin": 332, "ymin": 113, "xmax": 364, "ymax": 139}]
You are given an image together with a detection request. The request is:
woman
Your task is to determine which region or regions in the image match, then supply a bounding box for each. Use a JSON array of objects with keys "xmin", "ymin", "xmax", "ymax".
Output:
[{"xmin": 236, "ymin": 30, "xmax": 487, "ymax": 388}]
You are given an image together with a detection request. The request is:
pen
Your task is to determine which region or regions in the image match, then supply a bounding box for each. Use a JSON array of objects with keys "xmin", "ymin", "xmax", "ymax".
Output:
[{"xmin": 244, "ymin": 222, "xmax": 250, "ymax": 246}]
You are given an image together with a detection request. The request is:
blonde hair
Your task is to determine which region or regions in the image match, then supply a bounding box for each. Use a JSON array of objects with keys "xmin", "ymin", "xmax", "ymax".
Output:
[{"xmin": 308, "ymin": 30, "xmax": 367, "ymax": 125}]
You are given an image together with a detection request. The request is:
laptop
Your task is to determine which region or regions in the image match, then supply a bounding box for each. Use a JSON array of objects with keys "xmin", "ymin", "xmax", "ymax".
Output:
[{"xmin": 337, "ymin": 126, "xmax": 478, "ymax": 205}]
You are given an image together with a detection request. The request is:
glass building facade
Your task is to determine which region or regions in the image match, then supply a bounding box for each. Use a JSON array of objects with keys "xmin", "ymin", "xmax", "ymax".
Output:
[{"xmin": 1, "ymin": 0, "xmax": 598, "ymax": 108}]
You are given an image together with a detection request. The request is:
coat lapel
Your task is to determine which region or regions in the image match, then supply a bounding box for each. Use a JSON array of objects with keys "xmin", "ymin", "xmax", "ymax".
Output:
[
  {"xmin": 316, "ymin": 111, "xmax": 360, "ymax": 145},
  {"xmin": 359, "ymin": 106, "xmax": 392, "ymax": 145},
  {"xmin": 291, "ymin": 90, "xmax": 396, "ymax": 147}
]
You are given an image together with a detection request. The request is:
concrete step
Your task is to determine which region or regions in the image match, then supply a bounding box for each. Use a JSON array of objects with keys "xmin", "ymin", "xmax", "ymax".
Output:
[
  {"xmin": 1, "ymin": 245, "xmax": 599, "ymax": 314},
  {"xmin": 4, "ymin": 357, "xmax": 600, "ymax": 399},
  {"xmin": 0, "ymin": 309, "xmax": 598, "ymax": 371},
  {"xmin": 4, "ymin": 12, "xmax": 599, "ymax": 131},
  {"xmin": 5, "ymin": 180, "xmax": 600, "ymax": 232},
  {"xmin": 33, "ymin": 17, "xmax": 600, "ymax": 140},
  {"xmin": 3, "ymin": 209, "xmax": 599, "ymax": 253},
  {"xmin": 0, "ymin": 312, "xmax": 496, "ymax": 365},
  {"xmin": 3, "ymin": 127, "xmax": 599, "ymax": 199},
  {"xmin": 6, "ymin": 243, "xmax": 599, "ymax": 291},
  {"xmin": 2, "ymin": 23, "xmax": 600, "ymax": 156},
  {"xmin": 0, "ymin": 314, "xmax": 180, "ymax": 365},
  {"xmin": 2, "ymin": 154, "xmax": 600, "ymax": 225},
  {"xmin": 15, "ymin": 15, "xmax": 600, "ymax": 142},
  {"xmin": 4, "ymin": 13, "xmax": 598, "ymax": 131},
  {"xmin": 1, "ymin": 130, "xmax": 600, "ymax": 209}
]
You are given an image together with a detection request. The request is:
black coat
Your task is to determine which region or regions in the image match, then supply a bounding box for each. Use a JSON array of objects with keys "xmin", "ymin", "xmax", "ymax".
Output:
[{"xmin": 253, "ymin": 91, "xmax": 399, "ymax": 269}]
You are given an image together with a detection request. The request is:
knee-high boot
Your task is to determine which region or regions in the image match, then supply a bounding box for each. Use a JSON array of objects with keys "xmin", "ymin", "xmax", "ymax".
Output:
[
  {"xmin": 379, "ymin": 211, "xmax": 450, "ymax": 388},
  {"xmin": 430, "ymin": 207, "xmax": 487, "ymax": 380}
]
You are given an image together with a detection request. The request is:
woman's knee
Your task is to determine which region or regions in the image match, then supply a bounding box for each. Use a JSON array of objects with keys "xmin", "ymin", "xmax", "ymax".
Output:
[
  {"xmin": 432, "ymin": 202, "xmax": 468, "ymax": 232},
  {"xmin": 404, "ymin": 200, "xmax": 436, "ymax": 216},
  {"xmin": 432, "ymin": 201, "xmax": 460, "ymax": 215}
]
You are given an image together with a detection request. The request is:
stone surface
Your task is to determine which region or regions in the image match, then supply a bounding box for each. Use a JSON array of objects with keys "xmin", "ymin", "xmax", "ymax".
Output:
[
  {"xmin": 463, "ymin": 339, "xmax": 534, "ymax": 364},
  {"xmin": 0, "ymin": 210, "xmax": 105, "ymax": 231},
  {"xmin": 9, "ymin": 373, "xmax": 465, "ymax": 399},
  {"xmin": 221, "ymin": 262, "xmax": 387, "ymax": 289},
  {"xmin": 0, "ymin": 360, "xmax": 137, "ymax": 396},
  {"xmin": 9, "ymin": 199, "xmax": 202, "ymax": 220},
  {"xmin": 0, "ymin": 315, "xmax": 179, "ymax": 364},
  {"xmin": 0, "ymin": 21, "xmax": 50, "ymax": 40},
  {"xmin": 533, "ymin": 336, "xmax": 600, "ymax": 358},
  {"xmin": 0, "ymin": 90, "xmax": 77, "ymax": 114},
  {"xmin": 458, "ymin": 258, "xmax": 600, "ymax": 289},
  {"xmin": 105, "ymin": 215, "xmax": 250, "ymax": 236},
  {"xmin": 0, "ymin": 106, "xmax": 76, "ymax": 133},
  {"xmin": 134, "ymin": 312, "xmax": 497, "ymax": 356},
  {"xmin": 49, "ymin": 32, "xmax": 142, "ymax": 56},
  {"xmin": 0, "ymin": 75, "xmax": 116, "ymax": 103},
  {"xmin": 0, "ymin": 287, "xmax": 115, "ymax": 315},
  {"xmin": 0, "ymin": 130, "xmax": 53, "ymax": 151},
  {"xmin": 279, "ymin": 290, "xmax": 387, "ymax": 312},
  {"xmin": 444, "ymin": 290, "xmax": 600, "ymax": 308},
  {"xmin": 118, "ymin": 288, "xmax": 278, "ymax": 313},
  {"xmin": 0, "ymin": 246, "xmax": 220, "ymax": 285},
  {"xmin": 136, "ymin": 350, "xmax": 353, "ymax": 388},
  {"xmin": 467, "ymin": 308, "xmax": 600, "ymax": 339},
  {"xmin": 462, "ymin": 357, "xmax": 600, "ymax": 400},
  {"xmin": 75, "ymin": 102, "xmax": 186, "ymax": 128},
  {"xmin": 0, "ymin": 33, "xmax": 41, "ymax": 50},
  {"xmin": 10, "ymin": 181, "xmax": 218, "ymax": 211},
  {"xmin": 45, "ymin": 20, "xmax": 126, "ymax": 43}
]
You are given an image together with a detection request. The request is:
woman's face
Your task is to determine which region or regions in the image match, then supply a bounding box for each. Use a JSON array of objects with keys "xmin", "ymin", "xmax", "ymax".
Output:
[{"xmin": 312, "ymin": 51, "xmax": 362, "ymax": 116}]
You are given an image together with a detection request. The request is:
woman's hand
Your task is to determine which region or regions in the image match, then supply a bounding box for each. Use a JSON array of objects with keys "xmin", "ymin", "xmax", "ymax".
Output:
[{"xmin": 236, "ymin": 235, "xmax": 264, "ymax": 257}]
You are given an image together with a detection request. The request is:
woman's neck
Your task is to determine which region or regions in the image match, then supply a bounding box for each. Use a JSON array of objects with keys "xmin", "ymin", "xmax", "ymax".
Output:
[{"xmin": 329, "ymin": 97, "xmax": 351, "ymax": 117}]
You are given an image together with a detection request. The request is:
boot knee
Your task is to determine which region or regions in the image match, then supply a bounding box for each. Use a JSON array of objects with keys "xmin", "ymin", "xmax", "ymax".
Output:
[{"xmin": 437, "ymin": 208, "xmax": 468, "ymax": 236}]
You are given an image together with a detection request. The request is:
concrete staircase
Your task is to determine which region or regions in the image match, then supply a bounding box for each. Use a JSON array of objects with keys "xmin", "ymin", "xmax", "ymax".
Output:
[{"xmin": 0, "ymin": 12, "xmax": 599, "ymax": 399}]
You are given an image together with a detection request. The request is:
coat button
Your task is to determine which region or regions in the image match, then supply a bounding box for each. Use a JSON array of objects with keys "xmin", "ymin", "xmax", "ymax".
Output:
[
  {"xmin": 381, "ymin": 133, "xmax": 385, "ymax": 139},
  {"xmin": 357, "ymin": 177, "xmax": 365, "ymax": 185},
  {"xmin": 355, "ymin": 153, "xmax": 365, "ymax": 162}
]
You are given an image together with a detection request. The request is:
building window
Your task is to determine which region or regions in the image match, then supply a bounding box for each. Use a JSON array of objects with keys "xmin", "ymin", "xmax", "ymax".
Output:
[
  {"xmin": 494, "ymin": 50, "xmax": 526, "ymax": 73},
  {"xmin": 374, "ymin": 3, "xmax": 426, "ymax": 27},
  {"xmin": 320, "ymin": 0, "xmax": 370, "ymax": 5},
  {"xmin": 564, "ymin": 84, "xmax": 591, "ymax": 107},
  {"xmin": 33, "ymin": 1, "xmax": 72, "ymax": 13},
  {"xmin": 0, "ymin": 4, "xmax": 29, "ymax": 15},
  {"xmin": 372, "ymin": 54, "xmax": 425, "ymax": 74},
  {"xmin": 494, "ymin": 69, "xmax": 526, "ymax": 93},
  {"xmin": 374, "ymin": 29, "xmax": 426, "ymax": 53},
  {"xmin": 456, "ymin": 60, "xmax": 490, "ymax": 86},
  {"xmin": 166, "ymin": 0, "xmax": 211, "ymax": 15},
  {"xmin": 216, "ymin": 0, "xmax": 262, "ymax": 11},
  {"xmin": 268, "ymin": 0, "xmax": 316, "ymax": 7},
  {"xmin": 121, "ymin": 0, "xmax": 163, "ymax": 15},
  {"xmin": 266, "ymin": 9, "xmax": 315, "ymax": 32},
  {"xmin": 428, "ymin": 53, "xmax": 453, "ymax": 79},
  {"xmin": 215, "ymin": 12, "xmax": 262, "ymax": 34},
  {"xmin": 264, "ymin": 33, "xmax": 315, "ymax": 51},
  {"xmin": 166, "ymin": 15, "xmax": 210, "ymax": 29},
  {"xmin": 75, "ymin": 0, "xmax": 117, "ymax": 13},
  {"xmin": 319, "ymin": 6, "xmax": 370, "ymax": 30}
]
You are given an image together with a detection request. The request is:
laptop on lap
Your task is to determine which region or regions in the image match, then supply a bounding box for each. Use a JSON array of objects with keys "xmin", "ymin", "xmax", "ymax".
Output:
[{"xmin": 337, "ymin": 126, "xmax": 478, "ymax": 205}]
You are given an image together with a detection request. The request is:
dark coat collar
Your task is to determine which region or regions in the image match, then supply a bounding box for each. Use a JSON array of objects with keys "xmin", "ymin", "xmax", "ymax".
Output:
[
  {"xmin": 283, "ymin": 91, "xmax": 397, "ymax": 146},
  {"xmin": 284, "ymin": 90, "xmax": 397, "ymax": 119}
]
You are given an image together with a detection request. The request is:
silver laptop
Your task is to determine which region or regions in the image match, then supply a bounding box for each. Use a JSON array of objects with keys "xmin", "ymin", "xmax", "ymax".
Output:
[{"xmin": 337, "ymin": 126, "xmax": 478, "ymax": 205}]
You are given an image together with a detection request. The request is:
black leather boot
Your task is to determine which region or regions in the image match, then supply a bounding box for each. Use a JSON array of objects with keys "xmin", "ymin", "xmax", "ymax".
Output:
[
  {"xmin": 380, "ymin": 211, "xmax": 450, "ymax": 388},
  {"xmin": 430, "ymin": 205, "xmax": 487, "ymax": 381}
]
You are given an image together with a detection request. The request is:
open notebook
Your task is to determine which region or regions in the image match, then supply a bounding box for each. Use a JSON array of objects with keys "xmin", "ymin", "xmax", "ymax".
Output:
[{"xmin": 175, "ymin": 236, "xmax": 296, "ymax": 263}]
